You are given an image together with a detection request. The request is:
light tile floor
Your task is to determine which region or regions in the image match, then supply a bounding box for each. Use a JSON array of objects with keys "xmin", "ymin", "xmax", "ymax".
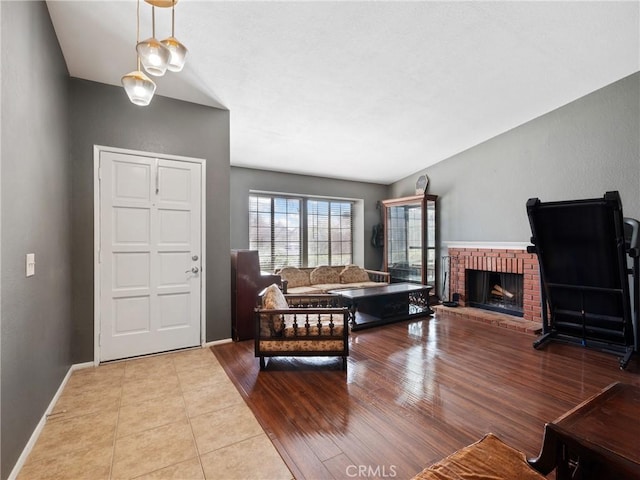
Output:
[{"xmin": 18, "ymin": 348, "xmax": 293, "ymax": 480}]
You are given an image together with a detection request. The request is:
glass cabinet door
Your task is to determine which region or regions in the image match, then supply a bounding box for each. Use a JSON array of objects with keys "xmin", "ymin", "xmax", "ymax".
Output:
[
  {"xmin": 386, "ymin": 204, "xmax": 423, "ymax": 283},
  {"xmin": 382, "ymin": 194, "xmax": 437, "ymax": 294},
  {"xmin": 425, "ymin": 197, "xmax": 436, "ymax": 285}
]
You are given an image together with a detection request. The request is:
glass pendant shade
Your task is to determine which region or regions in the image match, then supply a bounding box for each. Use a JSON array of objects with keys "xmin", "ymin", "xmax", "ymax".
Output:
[
  {"xmin": 161, "ymin": 36, "xmax": 188, "ymax": 72},
  {"xmin": 121, "ymin": 70, "xmax": 156, "ymax": 106},
  {"xmin": 136, "ymin": 37, "xmax": 171, "ymax": 76}
]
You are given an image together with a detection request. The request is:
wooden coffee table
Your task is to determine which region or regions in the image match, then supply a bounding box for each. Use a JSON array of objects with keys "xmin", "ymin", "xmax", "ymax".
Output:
[
  {"xmin": 530, "ymin": 382, "xmax": 640, "ymax": 479},
  {"xmin": 329, "ymin": 283, "xmax": 432, "ymax": 331}
]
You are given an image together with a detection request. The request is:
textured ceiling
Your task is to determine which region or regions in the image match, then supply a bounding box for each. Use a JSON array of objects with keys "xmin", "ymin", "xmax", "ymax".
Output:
[{"xmin": 46, "ymin": 1, "xmax": 640, "ymax": 184}]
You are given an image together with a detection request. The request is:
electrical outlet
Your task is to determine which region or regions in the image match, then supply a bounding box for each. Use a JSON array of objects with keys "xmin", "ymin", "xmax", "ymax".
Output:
[{"xmin": 26, "ymin": 253, "xmax": 35, "ymax": 277}]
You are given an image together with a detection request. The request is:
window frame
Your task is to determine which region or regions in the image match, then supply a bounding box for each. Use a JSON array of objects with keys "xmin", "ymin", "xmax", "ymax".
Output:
[{"xmin": 249, "ymin": 192, "xmax": 354, "ymax": 271}]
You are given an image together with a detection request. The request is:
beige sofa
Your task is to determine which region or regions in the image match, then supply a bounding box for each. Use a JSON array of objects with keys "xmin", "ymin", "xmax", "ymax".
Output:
[{"xmin": 276, "ymin": 265, "xmax": 390, "ymax": 294}]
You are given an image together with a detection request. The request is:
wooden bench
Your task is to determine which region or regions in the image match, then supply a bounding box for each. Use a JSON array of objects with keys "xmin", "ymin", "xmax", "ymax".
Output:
[{"xmin": 254, "ymin": 284, "xmax": 349, "ymax": 370}]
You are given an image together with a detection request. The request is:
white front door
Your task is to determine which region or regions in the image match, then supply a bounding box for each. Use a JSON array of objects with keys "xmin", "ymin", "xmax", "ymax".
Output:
[{"xmin": 98, "ymin": 150, "xmax": 202, "ymax": 362}]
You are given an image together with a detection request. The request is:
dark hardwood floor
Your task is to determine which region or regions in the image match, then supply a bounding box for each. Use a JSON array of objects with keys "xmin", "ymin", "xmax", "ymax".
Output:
[{"xmin": 212, "ymin": 311, "xmax": 640, "ymax": 480}]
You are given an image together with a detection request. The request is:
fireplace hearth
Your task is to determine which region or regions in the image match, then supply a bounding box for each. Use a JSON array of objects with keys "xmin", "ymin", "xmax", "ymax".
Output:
[{"xmin": 466, "ymin": 270, "xmax": 524, "ymax": 317}]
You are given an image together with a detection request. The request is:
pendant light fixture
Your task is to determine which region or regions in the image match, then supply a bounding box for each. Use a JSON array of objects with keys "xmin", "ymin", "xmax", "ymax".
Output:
[
  {"xmin": 161, "ymin": 2, "xmax": 188, "ymax": 72},
  {"xmin": 122, "ymin": 0, "xmax": 187, "ymax": 106},
  {"xmin": 122, "ymin": 0, "xmax": 156, "ymax": 106},
  {"xmin": 136, "ymin": 5, "xmax": 171, "ymax": 77}
]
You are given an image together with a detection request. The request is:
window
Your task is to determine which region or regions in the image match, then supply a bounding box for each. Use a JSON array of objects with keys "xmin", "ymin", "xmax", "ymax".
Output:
[
  {"xmin": 307, "ymin": 200, "xmax": 353, "ymax": 267},
  {"xmin": 249, "ymin": 195, "xmax": 301, "ymax": 271},
  {"xmin": 249, "ymin": 194, "xmax": 353, "ymax": 271}
]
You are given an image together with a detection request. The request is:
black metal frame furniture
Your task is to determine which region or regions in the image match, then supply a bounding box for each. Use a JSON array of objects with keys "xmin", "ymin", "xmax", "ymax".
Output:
[{"xmin": 526, "ymin": 191, "xmax": 639, "ymax": 369}]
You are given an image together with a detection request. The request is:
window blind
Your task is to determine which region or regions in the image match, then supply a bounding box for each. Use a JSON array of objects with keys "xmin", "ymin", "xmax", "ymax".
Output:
[{"xmin": 249, "ymin": 194, "xmax": 353, "ymax": 271}]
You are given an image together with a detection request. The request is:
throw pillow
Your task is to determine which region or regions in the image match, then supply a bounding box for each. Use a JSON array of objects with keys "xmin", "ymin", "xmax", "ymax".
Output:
[
  {"xmin": 340, "ymin": 265, "xmax": 370, "ymax": 283},
  {"xmin": 261, "ymin": 283, "xmax": 289, "ymax": 334},
  {"xmin": 278, "ymin": 266, "xmax": 310, "ymax": 288},
  {"xmin": 262, "ymin": 283, "xmax": 289, "ymax": 310},
  {"xmin": 310, "ymin": 265, "xmax": 340, "ymax": 284}
]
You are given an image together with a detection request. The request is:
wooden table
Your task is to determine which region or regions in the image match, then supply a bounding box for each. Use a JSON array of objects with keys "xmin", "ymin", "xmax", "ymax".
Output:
[
  {"xmin": 530, "ymin": 382, "xmax": 640, "ymax": 479},
  {"xmin": 329, "ymin": 283, "xmax": 432, "ymax": 331}
]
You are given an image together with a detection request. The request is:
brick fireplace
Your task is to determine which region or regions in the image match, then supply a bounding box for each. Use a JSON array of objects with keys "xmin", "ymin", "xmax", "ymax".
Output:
[{"xmin": 447, "ymin": 245, "xmax": 542, "ymax": 324}]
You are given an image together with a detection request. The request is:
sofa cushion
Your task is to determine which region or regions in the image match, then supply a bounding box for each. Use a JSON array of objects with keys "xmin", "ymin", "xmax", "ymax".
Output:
[
  {"xmin": 278, "ymin": 267, "xmax": 311, "ymax": 287},
  {"xmin": 286, "ymin": 285, "xmax": 324, "ymax": 295},
  {"xmin": 342, "ymin": 281, "xmax": 382, "ymax": 289},
  {"xmin": 411, "ymin": 433, "xmax": 545, "ymax": 480},
  {"xmin": 310, "ymin": 266, "xmax": 340, "ymax": 285},
  {"xmin": 262, "ymin": 284, "xmax": 289, "ymax": 310},
  {"xmin": 258, "ymin": 339, "xmax": 345, "ymax": 353},
  {"xmin": 311, "ymin": 283, "xmax": 346, "ymax": 293},
  {"xmin": 261, "ymin": 284, "xmax": 289, "ymax": 335},
  {"xmin": 340, "ymin": 265, "xmax": 370, "ymax": 283},
  {"xmin": 278, "ymin": 266, "xmax": 311, "ymax": 288}
]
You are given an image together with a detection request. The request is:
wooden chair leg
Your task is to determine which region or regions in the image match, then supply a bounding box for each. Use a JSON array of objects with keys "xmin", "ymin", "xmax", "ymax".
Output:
[{"xmin": 259, "ymin": 357, "xmax": 266, "ymax": 370}]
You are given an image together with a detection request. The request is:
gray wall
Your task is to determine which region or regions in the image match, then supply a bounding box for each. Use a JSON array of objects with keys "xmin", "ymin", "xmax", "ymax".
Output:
[
  {"xmin": 1, "ymin": 2, "xmax": 72, "ymax": 478},
  {"xmin": 0, "ymin": 3, "xmax": 230, "ymax": 473},
  {"xmin": 390, "ymin": 72, "xmax": 640, "ymax": 244},
  {"xmin": 69, "ymin": 79, "xmax": 231, "ymax": 360},
  {"xmin": 0, "ymin": 0, "xmax": 3, "ymax": 472},
  {"xmin": 230, "ymin": 167, "xmax": 389, "ymax": 270}
]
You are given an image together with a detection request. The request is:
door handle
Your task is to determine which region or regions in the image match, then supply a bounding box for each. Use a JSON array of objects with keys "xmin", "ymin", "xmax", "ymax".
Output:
[{"xmin": 186, "ymin": 267, "xmax": 199, "ymax": 274}]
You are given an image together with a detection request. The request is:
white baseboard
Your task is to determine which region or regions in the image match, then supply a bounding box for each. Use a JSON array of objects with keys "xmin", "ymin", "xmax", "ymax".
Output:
[
  {"xmin": 8, "ymin": 362, "xmax": 94, "ymax": 480},
  {"xmin": 72, "ymin": 361, "xmax": 95, "ymax": 371},
  {"xmin": 203, "ymin": 338, "xmax": 232, "ymax": 347}
]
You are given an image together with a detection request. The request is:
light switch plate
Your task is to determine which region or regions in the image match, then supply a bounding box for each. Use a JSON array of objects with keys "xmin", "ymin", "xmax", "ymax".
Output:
[{"xmin": 26, "ymin": 253, "xmax": 35, "ymax": 277}]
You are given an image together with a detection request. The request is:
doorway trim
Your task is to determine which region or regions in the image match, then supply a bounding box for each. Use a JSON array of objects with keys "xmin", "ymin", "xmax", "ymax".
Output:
[{"xmin": 93, "ymin": 145, "xmax": 207, "ymax": 365}]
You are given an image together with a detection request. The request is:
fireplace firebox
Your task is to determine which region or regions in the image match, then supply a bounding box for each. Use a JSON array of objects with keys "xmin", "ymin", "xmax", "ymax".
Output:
[
  {"xmin": 466, "ymin": 270, "xmax": 524, "ymax": 317},
  {"xmin": 446, "ymin": 247, "xmax": 541, "ymax": 323}
]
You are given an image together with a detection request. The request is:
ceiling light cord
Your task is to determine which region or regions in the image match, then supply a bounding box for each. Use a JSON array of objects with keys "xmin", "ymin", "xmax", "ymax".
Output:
[
  {"xmin": 171, "ymin": 3, "xmax": 175, "ymax": 36},
  {"xmin": 136, "ymin": 0, "xmax": 141, "ymax": 72},
  {"xmin": 152, "ymin": 6, "xmax": 156, "ymax": 39}
]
